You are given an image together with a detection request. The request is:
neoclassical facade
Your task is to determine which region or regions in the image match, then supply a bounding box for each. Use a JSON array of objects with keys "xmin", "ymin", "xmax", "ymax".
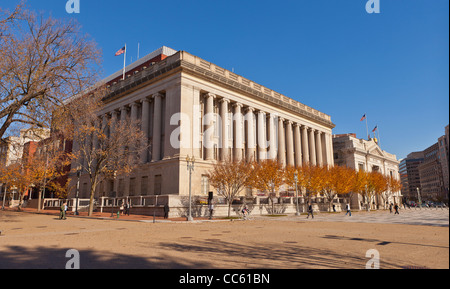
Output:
[
  {"xmin": 70, "ymin": 47, "xmax": 335, "ymax": 200},
  {"xmin": 333, "ymin": 133, "xmax": 401, "ymax": 209}
]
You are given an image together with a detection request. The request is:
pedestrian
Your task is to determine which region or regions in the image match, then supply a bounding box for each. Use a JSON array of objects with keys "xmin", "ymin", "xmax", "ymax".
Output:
[
  {"xmin": 242, "ymin": 205, "xmax": 249, "ymax": 220},
  {"xmin": 345, "ymin": 203, "xmax": 352, "ymax": 216},
  {"xmin": 394, "ymin": 203, "xmax": 399, "ymax": 215},
  {"xmin": 389, "ymin": 203, "xmax": 393, "ymax": 213},
  {"xmin": 59, "ymin": 202, "xmax": 67, "ymax": 220},
  {"xmin": 332, "ymin": 204, "xmax": 336, "ymax": 212},
  {"xmin": 164, "ymin": 203, "xmax": 170, "ymax": 219},
  {"xmin": 208, "ymin": 202, "xmax": 214, "ymax": 220},
  {"xmin": 124, "ymin": 201, "xmax": 131, "ymax": 216},
  {"xmin": 306, "ymin": 203, "xmax": 314, "ymax": 219},
  {"xmin": 119, "ymin": 201, "xmax": 124, "ymax": 215}
]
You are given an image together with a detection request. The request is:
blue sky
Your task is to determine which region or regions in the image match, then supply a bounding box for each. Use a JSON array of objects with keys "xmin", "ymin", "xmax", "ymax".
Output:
[{"xmin": 2, "ymin": 0, "xmax": 449, "ymax": 159}]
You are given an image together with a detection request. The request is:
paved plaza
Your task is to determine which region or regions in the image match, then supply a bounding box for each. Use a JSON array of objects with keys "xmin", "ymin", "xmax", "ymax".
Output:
[
  {"xmin": 0, "ymin": 208, "xmax": 448, "ymax": 269},
  {"xmin": 256, "ymin": 207, "xmax": 449, "ymax": 227}
]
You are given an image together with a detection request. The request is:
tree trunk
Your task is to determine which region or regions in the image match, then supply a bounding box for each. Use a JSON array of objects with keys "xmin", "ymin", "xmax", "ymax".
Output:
[
  {"xmin": 227, "ymin": 199, "xmax": 231, "ymax": 217},
  {"xmin": 37, "ymin": 188, "xmax": 43, "ymax": 212}
]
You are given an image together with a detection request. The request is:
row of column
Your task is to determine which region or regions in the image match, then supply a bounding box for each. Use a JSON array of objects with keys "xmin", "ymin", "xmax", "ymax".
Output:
[
  {"xmin": 202, "ymin": 92, "xmax": 333, "ymax": 167},
  {"xmin": 91, "ymin": 90, "xmax": 332, "ymax": 168},
  {"xmin": 98, "ymin": 92, "xmax": 164, "ymax": 164}
]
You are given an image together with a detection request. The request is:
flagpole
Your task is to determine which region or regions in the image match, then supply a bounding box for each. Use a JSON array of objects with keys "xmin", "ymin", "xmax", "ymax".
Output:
[
  {"xmin": 377, "ymin": 126, "xmax": 381, "ymax": 146},
  {"xmin": 122, "ymin": 43, "xmax": 127, "ymax": 80},
  {"xmin": 365, "ymin": 114, "xmax": 369, "ymax": 140}
]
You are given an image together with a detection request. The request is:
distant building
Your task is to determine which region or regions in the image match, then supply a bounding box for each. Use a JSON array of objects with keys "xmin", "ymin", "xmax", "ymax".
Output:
[
  {"xmin": 418, "ymin": 142, "xmax": 445, "ymax": 201},
  {"xmin": 437, "ymin": 125, "xmax": 449, "ymax": 199},
  {"xmin": 399, "ymin": 151, "xmax": 424, "ymax": 202},
  {"xmin": 0, "ymin": 128, "xmax": 50, "ymax": 167},
  {"xmin": 333, "ymin": 133, "xmax": 401, "ymax": 209}
]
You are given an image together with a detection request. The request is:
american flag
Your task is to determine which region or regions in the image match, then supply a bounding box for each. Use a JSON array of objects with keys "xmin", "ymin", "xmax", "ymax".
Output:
[
  {"xmin": 115, "ymin": 46, "xmax": 126, "ymax": 56},
  {"xmin": 360, "ymin": 114, "xmax": 366, "ymax": 121},
  {"xmin": 372, "ymin": 125, "xmax": 378, "ymax": 132}
]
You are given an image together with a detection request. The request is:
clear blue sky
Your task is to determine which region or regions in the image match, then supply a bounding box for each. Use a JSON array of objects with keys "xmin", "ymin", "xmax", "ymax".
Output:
[{"xmin": 3, "ymin": 0, "xmax": 449, "ymax": 159}]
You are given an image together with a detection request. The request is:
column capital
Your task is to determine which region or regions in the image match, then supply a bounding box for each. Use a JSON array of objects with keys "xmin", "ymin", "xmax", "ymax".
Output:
[
  {"xmin": 286, "ymin": 120, "xmax": 293, "ymax": 125},
  {"xmin": 130, "ymin": 102, "xmax": 140, "ymax": 108},
  {"xmin": 120, "ymin": 106, "xmax": 129, "ymax": 112},
  {"xmin": 219, "ymin": 97, "xmax": 230, "ymax": 103},
  {"xmin": 294, "ymin": 122, "xmax": 301, "ymax": 128},
  {"xmin": 278, "ymin": 117, "xmax": 285, "ymax": 123},
  {"xmin": 257, "ymin": 110, "xmax": 266, "ymax": 116},
  {"xmin": 152, "ymin": 92, "xmax": 164, "ymax": 99},
  {"xmin": 245, "ymin": 106, "xmax": 255, "ymax": 113},
  {"xmin": 205, "ymin": 92, "xmax": 216, "ymax": 99},
  {"xmin": 233, "ymin": 102, "xmax": 243, "ymax": 108},
  {"xmin": 140, "ymin": 97, "xmax": 151, "ymax": 104}
]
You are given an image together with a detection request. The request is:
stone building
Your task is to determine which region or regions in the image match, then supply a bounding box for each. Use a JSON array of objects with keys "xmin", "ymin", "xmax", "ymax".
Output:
[
  {"xmin": 68, "ymin": 46, "xmax": 336, "ymax": 214},
  {"xmin": 332, "ymin": 133, "xmax": 401, "ymax": 209}
]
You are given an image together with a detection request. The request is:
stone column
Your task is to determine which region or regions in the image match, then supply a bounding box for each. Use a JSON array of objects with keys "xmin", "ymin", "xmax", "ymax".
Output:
[
  {"xmin": 294, "ymin": 123, "xmax": 302, "ymax": 167},
  {"xmin": 130, "ymin": 102, "xmax": 139, "ymax": 123},
  {"xmin": 286, "ymin": 120, "xmax": 294, "ymax": 167},
  {"xmin": 257, "ymin": 111, "xmax": 267, "ymax": 161},
  {"xmin": 301, "ymin": 125, "xmax": 309, "ymax": 165},
  {"xmin": 204, "ymin": 93, "xmax": 215, "ymax": 161},
  {"xmin": 315, "ymin": 130, "xmax": 323, "ymax": 166},
  {"xmin": 152, "ymin": 93, "xmax": 163, "ymax": 162},
  {"xmin": 268, "ymin": 114, "xmax": 277, "ymax": 160},
  {"xmin": 309, "ymin": 128, "xmax": 317, "ymax": 166},
  {"xmin": 246, "ymin": 107, "xmax": 256, "ymax": 162},
  {"xmin": 278, "ymin": 117, "xmax": 286, "ymax": 166},
  {"xmin": 324, "ymin": 133, "xmax": 334, "ymax": 166},
  {"xmin": 140, "ymin": 98, "xmax": 151, "ymax": 163},
  {"xmin": 233, "ymin": 103, "xmax": 244, "ymax": 161},
  {"xmin": 110, "ymin": 111, "xmax": 119, "ymax": 136},
  {"xmin": 220, "ymin": 98, "xmax": 230, "ymax": 161}
]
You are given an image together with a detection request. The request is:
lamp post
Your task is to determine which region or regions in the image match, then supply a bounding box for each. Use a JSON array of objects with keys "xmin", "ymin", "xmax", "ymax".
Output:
[
  {"xmin": 186, "ymin": 155, "xmax": 195, "ymax": 221},
  {"xmin": 294, "ymin": 171, "xmax": 300, "ymax": 216},
  {"xmin": 416, "ymin": 187, "xmax": 422, "ymax": 205},
  {"xmin": 74, "ymin": 165, "xmax": 82, "ymax": 215}
]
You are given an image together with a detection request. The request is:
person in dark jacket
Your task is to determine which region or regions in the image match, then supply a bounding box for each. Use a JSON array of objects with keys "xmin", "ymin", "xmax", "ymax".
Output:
[
  {"xmin": 306, "ymin": 203, "xmax": 314, "ymax": 219},
  {"xmin": 164, "ymin": 203, "xmax": 170, "ymax": 219}
]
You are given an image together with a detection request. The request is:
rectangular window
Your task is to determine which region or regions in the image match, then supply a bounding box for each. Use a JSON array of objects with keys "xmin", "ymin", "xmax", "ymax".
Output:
[
  {"xmin": 154, "ymin": 175, "xmax": 162, "ymax": 195},
  {"xmin": 201, "ymin": 175, "xmax": 209, "ymax": 195},
  {"xmin": 129, "ymin": 177, "xmax": 136, "ymax": 196},
  {"xmin": 141, "ymin": 176, "xmax": 148, "ymax": 196}
]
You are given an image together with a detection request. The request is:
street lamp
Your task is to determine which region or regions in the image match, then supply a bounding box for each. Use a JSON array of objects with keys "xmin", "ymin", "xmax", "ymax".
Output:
[
  {"xmin": 74, "ymin": 165, "xmax": 82, "ymax": 215},
  {"xmin": 416, "ymin": 187, "xmax": 422, "ymax": 205},
  {"xmin": 294, "ymin": 171, "xmax": 300, "ymax": 216},
  {"xmin": 186, "ymin": 155, "xmax": 195, "ymax": 221}
]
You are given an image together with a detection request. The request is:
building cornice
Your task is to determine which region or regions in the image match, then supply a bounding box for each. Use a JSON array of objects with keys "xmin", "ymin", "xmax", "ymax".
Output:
[{"xmin": 102, "ymin": 51, "xmax": 335, "ymax": 129}]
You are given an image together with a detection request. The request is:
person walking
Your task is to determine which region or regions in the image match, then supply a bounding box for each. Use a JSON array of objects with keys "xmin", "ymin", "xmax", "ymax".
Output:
[
  {"xmin": 59, "ymin": 202, "xmax": 67, "ymax": 220},
  {"xmin": 242, "ymin": 205, "xmax": 249, "ymax": 220},
  {"xmin": 389, "ymin": 203, "xmax": 393, "ymax": 213},
  {"xmin": 164, "ymin": 203, "xmax": 170, "ymax": 219},
  {"xmin": 124, "ymin": 201, "xmax": 131, "ymax": 216},
  {"xmin": 394, "ymin": 203, "xmax": 400, "ymax": 215},
  {"xmin": 208, "ymin": 202, "xmax": 214, "ymax": 220},
  {"xmin": 345, "ymin": 203, "xmax": 352, "ymax": 216},
  {"xmin": 306, "ymin": 203, "xmax": 314, "ymax": 219}
]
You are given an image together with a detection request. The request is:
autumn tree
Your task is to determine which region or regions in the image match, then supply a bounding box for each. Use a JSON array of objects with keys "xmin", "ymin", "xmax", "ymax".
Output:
[
  {"xmin": 26, "ymin": 137, "xmax": 71, "ymax": 212},
  {"xmin": 322, "ymin": 166, "xmax": 356, "ymax": 212},
  {"xmin": 302, "ymin": 164, "xmax": 325, "ymax": 203},
  {"xmin": 250, "ymin": 159, "xmax": 285, "ymax": 214},
  {"xmin": 0, "ymin": 4, "xmax": 101, "ymax": 139},
  {"xmin": 381, "ymin": 175, "xmax": 402, "ymax": 208},
  {"xmin": 208, "ymin": 158, "xmax": 254, "ymax": 217},
  {"xmin": 63, "ymin": 88, "xmax": 147, "ymax": 216}
]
